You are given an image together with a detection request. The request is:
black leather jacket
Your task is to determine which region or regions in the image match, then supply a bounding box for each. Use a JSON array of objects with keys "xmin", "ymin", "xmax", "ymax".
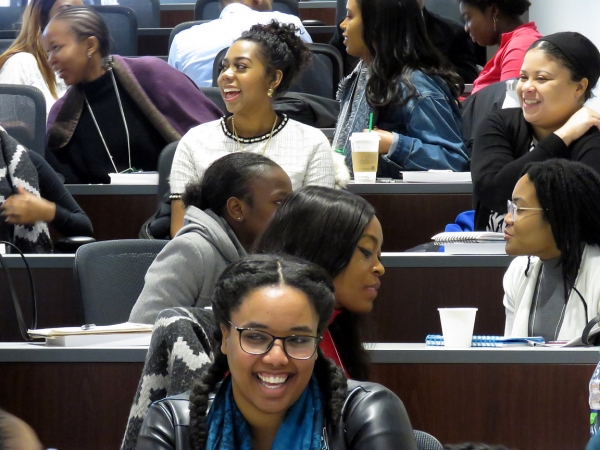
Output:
[{"xmin": 136, "ymin": 380, "xmax": 418, "ymax": 450}]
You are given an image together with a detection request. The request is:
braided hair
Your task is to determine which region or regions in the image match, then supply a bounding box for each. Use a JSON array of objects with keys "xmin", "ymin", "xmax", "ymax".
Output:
[
  {"xmin": 235, "ymin": 20, "xmax": 312, "ymax": 97},
  {"xmin": 521, "ymin": 159, "xmax": 600, "ymax": 298},
  {"xmin": 188, "ymin": 254, "xmax": 348, "ymax": 450}
]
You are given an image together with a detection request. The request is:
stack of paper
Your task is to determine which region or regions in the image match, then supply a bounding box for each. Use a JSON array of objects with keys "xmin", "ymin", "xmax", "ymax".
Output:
[
  {"xmin": 401, "ymin": 171, "xmax": 471, "ymax": 183},
  {"xmin": 109, "ymin": 172, "xmax": 159, "ymax": 185},
  {"xmin": 28, "ymin": 323, "xmax": 153, "ymax": 347}
]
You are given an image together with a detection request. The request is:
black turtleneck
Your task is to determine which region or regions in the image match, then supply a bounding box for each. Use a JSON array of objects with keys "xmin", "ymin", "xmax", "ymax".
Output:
[{"xmin": 56, "ymin": 70, "xmax": 167, "ymax": 184}]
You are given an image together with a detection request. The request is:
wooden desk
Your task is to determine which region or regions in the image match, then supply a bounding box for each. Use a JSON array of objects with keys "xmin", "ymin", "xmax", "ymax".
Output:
[
  {"xmin": 347, "ymin": 182, "xmax": 473, "ymax": 251},
  {"xmin": 0, "ymin": 343, "xmax": 595, "ymax": 450},
  {"xmin": 67, "ymin": 184, "xmax": 157, "ymax": 241},
  {"xmin": 66, "ymin": 182, "xmax": 473, "ymax": 250},
  {"xmin": 369, "ymin": 344, "xmax": 598, "ymax": 450},
  {"xmin": 0, "ymin": 254, "xmax": 511, "ymax": 343}
]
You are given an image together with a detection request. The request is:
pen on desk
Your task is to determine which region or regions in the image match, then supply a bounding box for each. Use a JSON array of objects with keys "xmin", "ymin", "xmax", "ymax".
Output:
[{"xmin": 81, "ymin": 324, "xmax": 96, "ymax": 330}]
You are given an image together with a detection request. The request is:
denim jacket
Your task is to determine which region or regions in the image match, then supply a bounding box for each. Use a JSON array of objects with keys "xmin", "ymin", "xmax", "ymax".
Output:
[{"xmin": 333, "ymin": 64, "xmax": 469, "ymax": 177}]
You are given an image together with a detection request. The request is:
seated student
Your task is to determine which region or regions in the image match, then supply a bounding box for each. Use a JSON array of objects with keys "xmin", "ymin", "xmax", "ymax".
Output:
[
  {"xmin": 471, "ymin": 32, "xmax": 600, "ymax": 231},
  {"xmin": 136, "ymin": 254, "xmax": 418, "ymax": 450},
  {"xmin": 0, "ymin": 408, "xmax": 43, "ymax": 450},
  {"xmin": 330, "ymin": 0, "xmax": 478, "ymax": 83},
  {"xmin": 0, "ymin": 127, "xmax": 93, "ymax": 253},
  {"xmin": 503, "ymin": 160, "xmax": 600, "ymax": 341},
  {"xmin": 0, "ymin": 0, "xmax": 83, "ymax": 117},
  {"xmin": 168, "ymin": 0, "xmax": 311, "ymax": 88},
  {"xmin": 255, "ymin": 186, "xmax": 383, "ymax": 380},
  {"xmin": 459, "ymin": 0, "xmax": 541, "ymax": 94},
  {"xmin": 44, "ymin": 7, "xmax": 222, "ymax": 184},
  {"xmin": 332, "ymin": 0, "xmax": 469, "ymax": 178},
  {"xmin": 129, "ymin": 153, "xmax": 292, "ymax": 325},
  {"xmin": 170, "ymin": 21, "xmax": 339, "ymax": 236}
]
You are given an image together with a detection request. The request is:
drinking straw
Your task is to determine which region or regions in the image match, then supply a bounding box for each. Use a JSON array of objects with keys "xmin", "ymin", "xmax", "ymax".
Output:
[{"xmin": 368, "ymin": 113, "xmax": 373, "ymax": 131}]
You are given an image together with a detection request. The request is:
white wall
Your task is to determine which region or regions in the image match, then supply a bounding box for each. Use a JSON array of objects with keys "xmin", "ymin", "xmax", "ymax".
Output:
[{"xmin": 529, "ymin": 0, "xmax": 600, "ymax": 109}]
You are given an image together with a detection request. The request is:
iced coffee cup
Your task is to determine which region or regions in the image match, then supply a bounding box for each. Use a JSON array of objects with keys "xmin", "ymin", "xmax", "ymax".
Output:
[{"xmin": 350, "ymin": 132, "xmax": 380, "ymax": 183}]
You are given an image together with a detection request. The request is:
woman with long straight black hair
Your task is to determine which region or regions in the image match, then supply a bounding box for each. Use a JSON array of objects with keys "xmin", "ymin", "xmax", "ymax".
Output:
[{"xmin": 332, "ymin": 0, "xmax": 469, "ymax": 178}]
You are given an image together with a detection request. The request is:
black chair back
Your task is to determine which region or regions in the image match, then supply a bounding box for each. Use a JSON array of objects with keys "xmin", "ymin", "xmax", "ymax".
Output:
[
  {"xmin": 93, "ymin": 5, "xmax": 138, "ymax": 56},
  {"xmin": 157, "ymin": 141, "xmax": 178, "ymax": 205},
  {"xmin": 413, "ymin": 430, "xmax": 443, "ymax": 450},
  {"xmin": 194, "ymin": 0, "xmax": 299, "ymax": 20},
  {"xmin": 0, "ymin": 5, "xmax": 23, "ymax": 32},
  {"xmin": 116, "ymin": 0, "xmax": 160, "ymax": 28},
  {"xmin": 0, "ymin": 84, "xmax": 46, "ymax": 157},
  {"xmin": 74, "ymin": 239, "xmax": 168, "ymax": 325},
  {"xmin": 212, "ymin": 43, "xmax": 343, "ymax": 99},
  {"xmin": 0, "ymin": 38, "xmax": 14, "ymax": 53},
  {"xmin": 200, "ymin": 87, "xmax": 226, "ymax": 114},
  {"xmin": 168, "ymin": 20, "xmax": 211, "ymax": 52}
]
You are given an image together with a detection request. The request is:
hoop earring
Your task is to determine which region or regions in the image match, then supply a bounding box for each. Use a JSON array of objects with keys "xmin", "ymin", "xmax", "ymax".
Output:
[{"xmin": 267, "ymin": 87, "xmax": 274, "ymax": 98}]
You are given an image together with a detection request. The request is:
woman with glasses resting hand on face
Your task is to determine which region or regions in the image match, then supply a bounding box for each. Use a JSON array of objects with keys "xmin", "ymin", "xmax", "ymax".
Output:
[
  {"xmin": 471, "ymin": 32, "xmax": 600, "ymax": 232},
  {"xmin": 129, "ymin": 152, "xmax": 292, "ymax": 325},
  {"xmin": 503, "ymin": 160, "xmax": 600, "ymax": 342},
  {"xmin": 136, "ymin": 254, "xmax": 418, "ymax": 450},
  {"xmin": 255, "ymin": 186, "xmax": 383, "ymax": 380},
  {"xmin": 332, "ymin": 0, "xmax": 468, "ymax": 179},
  {"xmin": 169, "ymin": 20, "xmax": 340, "ymax": 237},
  {"xmin": 43, "ymin": 7, "xmax": 222, "ymax": 184}
]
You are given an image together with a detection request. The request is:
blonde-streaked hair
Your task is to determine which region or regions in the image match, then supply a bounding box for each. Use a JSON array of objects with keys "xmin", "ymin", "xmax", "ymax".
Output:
[{"xmin": 0, "ymin": 0, "xmax": 61, "ymax": 99}]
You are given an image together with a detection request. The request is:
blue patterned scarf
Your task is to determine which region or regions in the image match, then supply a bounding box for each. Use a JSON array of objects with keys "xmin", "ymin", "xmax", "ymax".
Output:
[{"xmin": 206, "ymin": 375, "xmax": 325, "ymax": 450}]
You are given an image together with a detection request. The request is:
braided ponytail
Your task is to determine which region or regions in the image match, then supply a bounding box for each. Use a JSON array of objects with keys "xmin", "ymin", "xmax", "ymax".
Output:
[
  {"xmin": 313, "ymin": 350, "xmax": 348, "ymax": 426},
  {"xmin": 189, "ymin": 346, "xmax": 229, "ymax": 450}
]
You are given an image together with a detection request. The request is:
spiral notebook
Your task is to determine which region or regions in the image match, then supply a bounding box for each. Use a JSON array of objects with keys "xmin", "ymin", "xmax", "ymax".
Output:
[
  {"xmin": 431, "ymin": 232, "xmax": 506, "ymax": 255},
  {"xmin": 425, "ymin": 334, "xmax": 545, "ymax": 347}
]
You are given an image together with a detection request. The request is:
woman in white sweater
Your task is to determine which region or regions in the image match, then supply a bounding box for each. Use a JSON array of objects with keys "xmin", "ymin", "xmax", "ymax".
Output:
[
  {"xmin": 503, "ymin": 159, "xmax": 600, "ymax": 342},
  {"xmin": 0, "ymin": 0, "xmax": 82, "ymax": 116}
]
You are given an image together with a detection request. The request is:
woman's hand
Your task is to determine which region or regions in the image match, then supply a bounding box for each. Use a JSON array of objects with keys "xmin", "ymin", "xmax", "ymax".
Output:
[
  {"xmin": 554, "ymin": 106, "xmax": 600, "ymax": 147},
  {"xmin": 363, "ymin": 128, "xmax": 394, "ymax": 154},
  {"xmin": 1, "ymin": 186, "xmax": 56, "ymax": 225}
]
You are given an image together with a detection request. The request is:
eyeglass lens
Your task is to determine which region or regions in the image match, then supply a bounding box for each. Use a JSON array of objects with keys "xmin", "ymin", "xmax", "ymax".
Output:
[{"xmin": 239, "ymin": 329, "xmax": 317, "ymax": 359}]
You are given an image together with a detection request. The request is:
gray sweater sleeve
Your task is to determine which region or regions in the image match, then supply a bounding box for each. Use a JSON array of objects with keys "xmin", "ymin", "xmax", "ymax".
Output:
[{"xmin": 128, "ymin": 236, "xmax": 207, "ymax": 325}]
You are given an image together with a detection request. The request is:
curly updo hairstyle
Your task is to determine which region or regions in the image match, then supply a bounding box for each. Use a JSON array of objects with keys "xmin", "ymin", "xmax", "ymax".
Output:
[
  {"xmin": 457, "ymin": 0, "xmax": 531, "ymax": 16},
  {"xmin": 235, "ymin": 20, "xmax": 312, "ymax": 97},
  {"xmin": 188, "ymin": 254, "xmax": 348, "ymax": 450}
]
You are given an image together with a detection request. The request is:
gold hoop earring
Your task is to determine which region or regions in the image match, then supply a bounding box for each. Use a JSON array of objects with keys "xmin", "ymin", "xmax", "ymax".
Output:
[{"xmin": 267, "ymin": 87, "xmax": 274, "ymax": 98}]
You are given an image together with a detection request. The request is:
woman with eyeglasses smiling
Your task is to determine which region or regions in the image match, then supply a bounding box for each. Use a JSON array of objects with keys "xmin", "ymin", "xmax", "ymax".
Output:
[
  {"xmin": 471, "ymin": 31, "xmax": 600, "ymax": 232},
  {"xmin": 503, "ymin": 159, "xmax": 600, "ymax": 342},
  {"xmin": 135, "ymin": 254, "xmax": 417, "ymax": 450}
]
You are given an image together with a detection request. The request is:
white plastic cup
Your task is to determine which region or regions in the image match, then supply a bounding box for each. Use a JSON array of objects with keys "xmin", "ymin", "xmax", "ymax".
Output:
[
  {"xmin": 350, "ymin": 132, "xmax": 380, "ymax": 183},
  {"xmin": 438, "ymin": 308, "xmax": 478, "ymax": 348}
]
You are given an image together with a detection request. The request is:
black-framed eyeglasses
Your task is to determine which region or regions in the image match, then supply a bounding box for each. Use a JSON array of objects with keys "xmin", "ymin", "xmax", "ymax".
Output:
[{"xmin": 226, "ymin": 320, "xmax": 321, "ymax": 360}]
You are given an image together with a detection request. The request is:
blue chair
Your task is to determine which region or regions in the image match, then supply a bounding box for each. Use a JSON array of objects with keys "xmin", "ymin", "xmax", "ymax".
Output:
[{"xmin": 93, "ymin": 5, "xmax": 138, "ymax": 56}]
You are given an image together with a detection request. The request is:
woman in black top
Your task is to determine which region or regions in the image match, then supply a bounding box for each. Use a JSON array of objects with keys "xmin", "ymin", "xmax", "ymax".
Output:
[{"xmin": 471, "ymin": 32, "xmax": 600, "ymax": 231}]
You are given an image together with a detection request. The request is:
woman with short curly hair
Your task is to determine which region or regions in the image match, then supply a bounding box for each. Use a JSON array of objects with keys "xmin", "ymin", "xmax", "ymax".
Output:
[{"xmin": 459, "ymin": 0, "xmax": 541, "ymax": 93}]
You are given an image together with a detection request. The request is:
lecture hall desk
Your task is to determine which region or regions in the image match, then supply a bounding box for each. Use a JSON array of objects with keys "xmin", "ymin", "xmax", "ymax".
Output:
[
  {"xmin": 0, "ymin": 343, "xmax": 595, "ymax": 450},
  {"xmin": 66, "ymin": 181, "xmax": 473, "ymax": 251},
  {"xmin": 0, "ymin": 254, "xmax": 510, "ymax": 343}
]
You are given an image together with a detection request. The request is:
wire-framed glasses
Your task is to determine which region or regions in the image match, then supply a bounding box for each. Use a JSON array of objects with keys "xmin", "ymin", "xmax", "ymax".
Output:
[
  {"xmin": 507, "ymin": 200, "xmax": 544, "ymax": 221},
  {"xmin": 227, "ymin": 320, "xmax": 321, "ymax": 360}
]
